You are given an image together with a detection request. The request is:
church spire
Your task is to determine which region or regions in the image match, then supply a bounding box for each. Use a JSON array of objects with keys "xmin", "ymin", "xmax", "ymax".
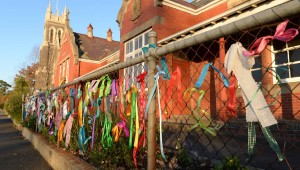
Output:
[
  {"xmin": 63, "ymin": 4, "xmax": 69, "ymax": 19},
  {"xmin": 46, "ymin": 0, "xmax": 52, "ymax": 19},
  {"xmin": 47, "ymin": 0, "xmax": 52, "ymax": 13}
]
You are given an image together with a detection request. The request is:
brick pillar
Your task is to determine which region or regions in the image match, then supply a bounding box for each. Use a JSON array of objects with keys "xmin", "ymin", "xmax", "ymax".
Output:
[
  {"xmin": 261, "ymin": 45, "xmax": 273, "ymax": 85},
  {"xmin": 217, "ymin": 37, "xmax": 229, "ymax": 122}
]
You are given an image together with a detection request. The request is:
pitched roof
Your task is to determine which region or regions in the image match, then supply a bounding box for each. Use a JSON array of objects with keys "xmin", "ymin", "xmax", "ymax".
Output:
[
  {"xmin": 169, "ymin": 0, "xmax": 212, "ymax": 9},
  {"xmin": 73, "ymin": 32, "xmax": 119, "ymax": 61},
  {"xmin": 170, "ymin": 0, "xmax": 197, "ymax": 9},
  {"xmin": 192, "ymin": 0, "xmax": 213, "ymax": 8}
]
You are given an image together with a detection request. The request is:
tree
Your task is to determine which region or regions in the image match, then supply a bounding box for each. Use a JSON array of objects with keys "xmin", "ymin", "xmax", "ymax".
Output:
[
  {"xmin": 0, "ymin": 80, "xmax": 11, "ymax": 109},
  {"xmin": 0, "ymin": 80, "xmax": 11, "ymax": 95},
  {"xmin": 16, "ymin": 63, "xmax": 38, "ymax": 90},
  {"xmin": 4, "ymin": 76, "xmax": 29, "ymax": 122}
]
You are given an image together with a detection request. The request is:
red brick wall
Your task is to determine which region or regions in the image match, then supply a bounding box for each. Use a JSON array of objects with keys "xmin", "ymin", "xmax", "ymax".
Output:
[
  {"xmin": 155, "ymin": 2, "xmax": 228, "ymax": 40},
  {"xmin": 120, "ymin": 0, "xmax": 157, "ymax": 38},
  {"xmin": 54, "ymin": 31, "xmax": 108, "ymax": 87},
  {"xmin": 54, "ymin": 32, "xmax": 76, "ymax": 87},
  {"xmin": 79, "ymin": 61, "xmax": 108, "ymax": 76}
]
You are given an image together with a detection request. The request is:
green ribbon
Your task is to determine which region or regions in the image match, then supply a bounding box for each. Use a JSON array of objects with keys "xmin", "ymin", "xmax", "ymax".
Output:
[
  {"xmin": 101, "ymin": 115, "xmax": 112, "ymax": 149},
  {"xmin": 98, "ymin": 75, "xmax": 112, "ymax": 98},
  {"xmin": 248, "ymin": 122, "xmax": 256, "ymax": 157},
  {"xmin": 261, "ymin": 125, "xmax": 285, "ymax": 161},
  {"xmin": 184, "ymin": 88, "xmax": 222, "ymax": 137},
  {"xmin": 244, "ymin": 67, "xmax": 284, "ymax": 110},
  {"xmin": 129, "ymin": 87, "xmax": 137, "ymax": 149}
]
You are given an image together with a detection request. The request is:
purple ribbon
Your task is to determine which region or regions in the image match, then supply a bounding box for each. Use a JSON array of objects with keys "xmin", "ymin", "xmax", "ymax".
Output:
[{"xmin": 110, "ymin": 79, "xmax": 118, "ymax": 103}]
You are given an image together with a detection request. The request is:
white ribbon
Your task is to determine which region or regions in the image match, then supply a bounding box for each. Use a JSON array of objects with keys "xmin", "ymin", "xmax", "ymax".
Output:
[{"xmin": 224, "ymin": 42, "xmax": 277, "ymax": 127}]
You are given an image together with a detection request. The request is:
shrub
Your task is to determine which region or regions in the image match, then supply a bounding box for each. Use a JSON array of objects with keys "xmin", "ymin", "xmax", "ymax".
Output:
[{"xmin": 4, "ymin": 93, "xmax": 22, "ymax": 123}]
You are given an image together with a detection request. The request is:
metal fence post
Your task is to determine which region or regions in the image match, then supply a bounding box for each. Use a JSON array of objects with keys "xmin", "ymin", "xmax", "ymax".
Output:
[{"xmin": 147, "ymin": 31, "xmax": 158, "ymax": 170}]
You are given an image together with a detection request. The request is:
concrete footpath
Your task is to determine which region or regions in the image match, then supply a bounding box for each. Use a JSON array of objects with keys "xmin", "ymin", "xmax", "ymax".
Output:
[
  {"xmin": 0, "ymin": 110, "xmax": 96, "ymax": 170},
  {"xmin": 0, "ymin": 110, "xmax": 52, "ymax": 170}
]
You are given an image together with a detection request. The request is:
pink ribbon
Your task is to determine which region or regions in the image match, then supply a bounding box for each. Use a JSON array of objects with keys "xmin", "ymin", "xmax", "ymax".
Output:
[
  {"xmin": 118, "ymin": 120, "xmax": 129, "ymax": 137},
  {"xmin": 63, "ymin": 111, "xmax": 74, "ymax": 148},
  {"xmin": 243, "ymin": 20, "xmax": 299, "ymax": 57}
]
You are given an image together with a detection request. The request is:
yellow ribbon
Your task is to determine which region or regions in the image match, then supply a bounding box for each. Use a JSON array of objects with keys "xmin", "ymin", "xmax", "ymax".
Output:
[{"xmin": 78, "ymin": 99, "xmax": 83, "ymax": 127}]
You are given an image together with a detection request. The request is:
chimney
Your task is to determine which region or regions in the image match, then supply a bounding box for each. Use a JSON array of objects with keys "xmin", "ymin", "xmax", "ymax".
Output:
[
  {"xmin": 107, "ymin": 28, "xmax": 112, "ymax": 42},
  {"xmin": 87, "ymin": 23, "xmax": 93, "ymax": 38}
]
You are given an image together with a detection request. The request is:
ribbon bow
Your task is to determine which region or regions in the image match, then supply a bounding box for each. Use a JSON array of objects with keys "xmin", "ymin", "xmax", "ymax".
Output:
[
  {"xmin": 141, "ymin": 44, "xmax": 157, "ymax": 54},
  {"xmin": 243, "ymin": 20, "xmax": 299, "ymax": 57}
]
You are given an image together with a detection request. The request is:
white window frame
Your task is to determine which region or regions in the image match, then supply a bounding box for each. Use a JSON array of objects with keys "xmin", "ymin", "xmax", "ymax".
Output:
[
  {"xmin": 124, "ymin": 29, "xmax": 151, "ymax": 88},
  {"xmin": 271, "ymin": 43, "xmax": 300, "ymax": 84},
  {"xmin": 250, "ymin": 55, "xmax": 262, "ymax": 83}
]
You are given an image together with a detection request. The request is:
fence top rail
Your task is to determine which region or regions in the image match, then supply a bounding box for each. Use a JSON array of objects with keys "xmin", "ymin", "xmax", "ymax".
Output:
[
  {"xmin": 34, "ymin": 55, "xmax": 146, "ymax": 96},
  {"xmin": 155, "ymin": 0, "xmax": 300, "ymax": 57}
]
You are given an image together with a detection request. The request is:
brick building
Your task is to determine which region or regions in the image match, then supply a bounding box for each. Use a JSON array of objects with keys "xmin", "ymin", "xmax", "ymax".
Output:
[
  {"xmin": 36, "ymin": 3, "xmax": 119, "ymax": 89},
  {"xmin": 117, "ymin": 0, "xmax": 300, "ymax": 121}
]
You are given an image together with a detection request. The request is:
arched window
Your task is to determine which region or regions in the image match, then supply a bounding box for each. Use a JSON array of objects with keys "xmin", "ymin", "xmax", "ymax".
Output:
[
  {"xmin": 58, "ymin": 30, "xmax": 62, "ymax": 46},
  {"xmin": 50, "ymin": 29, "xmax": 54, "ymax": 44}
]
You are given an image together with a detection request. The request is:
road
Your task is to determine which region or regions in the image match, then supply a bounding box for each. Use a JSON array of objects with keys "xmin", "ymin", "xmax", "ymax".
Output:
[{"xmin": 0, "ymin": 110, "xmax": 52, "ymax": 170}]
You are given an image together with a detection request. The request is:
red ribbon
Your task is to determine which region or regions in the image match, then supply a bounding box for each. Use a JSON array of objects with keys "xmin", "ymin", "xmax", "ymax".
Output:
[
  {"xmin": 164, "ymin": 66, "xmax": 183, "ymax": 105},
  {"xmin": 243, "ymin": 20, "xmax": 299, "ymax": 57},
  {"xmin": 227, "ymin": 76, "xmax": 237, "ymax": 116},
  {"xmin": 133, "ymin": 133, "xmax": 145, "ymax": 168},
  {"xmin": 137, "ymin": 72, "xmax": 147, "ymax": 121}
]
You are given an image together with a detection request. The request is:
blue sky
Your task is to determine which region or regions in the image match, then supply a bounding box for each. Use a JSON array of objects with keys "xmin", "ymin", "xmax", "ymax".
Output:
[{"xmin": 0, "ymin": 0, "xmax": 122, "ymax": 85}]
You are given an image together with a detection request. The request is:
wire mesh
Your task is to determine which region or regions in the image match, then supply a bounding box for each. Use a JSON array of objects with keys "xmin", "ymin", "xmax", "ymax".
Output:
[{"xmin": 158, "ymin": 17, "xmax": 300, "ymax": 169}]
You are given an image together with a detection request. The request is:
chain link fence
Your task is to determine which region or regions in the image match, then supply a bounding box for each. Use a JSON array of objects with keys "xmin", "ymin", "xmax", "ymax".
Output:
[{"xmin": 24, "ymin": 8, "xmax": 300, "ymax": 169}]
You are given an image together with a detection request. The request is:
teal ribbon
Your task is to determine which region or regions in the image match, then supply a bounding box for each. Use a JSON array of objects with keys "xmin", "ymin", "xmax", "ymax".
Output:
[
  {"xmin": 76, "ymin": 85, "xmax": 82, "ymax": 99},
  {"xmin": 161, "ymin": 57, "xmax": 171, "ymax": 80},
  {"xmin": 195, "ymin": 63, "xmax": 229, "ymax": 89},
  {"xmin": 70, "ymin": 88, "xmax": 75, "ymax": 112},
  {"xmin": 142, "ymin": 44, "xmax": 157, "ymax": 54},
  {"xmin": 78, "ymin": 125, "xmax": 85, "ymax": 153}
]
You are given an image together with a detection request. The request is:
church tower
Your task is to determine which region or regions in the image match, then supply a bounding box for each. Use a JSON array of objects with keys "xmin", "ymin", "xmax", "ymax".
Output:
[{"xmin": 35, "ymin": 1, "xmax": 69, "ymax": 91}]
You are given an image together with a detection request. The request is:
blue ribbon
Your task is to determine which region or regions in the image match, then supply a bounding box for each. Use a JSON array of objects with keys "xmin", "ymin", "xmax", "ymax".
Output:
[{"xmin": 195, "ymin": 63, "xmax": 229, "ymax": 89}]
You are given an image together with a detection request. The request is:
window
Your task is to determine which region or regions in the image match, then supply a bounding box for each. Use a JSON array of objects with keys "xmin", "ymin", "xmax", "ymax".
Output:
[
  {"xmin": 124, "ymin": 30, "xmax": 150, "ymax": 88},
  {"xmin": 50, "ymin": 29, "xmax": 54, "ymax": 44},
  {"xmin": 58, "ymin": 30, "xmax": 62, "ymax": 46},
  {"xmin": 66, "ymin": 59, "xmax": 69, "ymax": 83},
  {"xmin": 62, "ymin": 61, "xmax": 66, "ymax": 80},
  {"xmin": 251, "ymin": 56, "xmax": 262, "ymax": 82},
  {"xmin": 59, "ymin": 64, "xmax": 62, "ymax": 81},
  {"xmin": 272, "ymin": 35, "xmax": 300, "ymax": 83}
]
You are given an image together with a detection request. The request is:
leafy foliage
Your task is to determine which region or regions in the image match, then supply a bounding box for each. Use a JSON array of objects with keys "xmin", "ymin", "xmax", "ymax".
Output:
[{"xmin": 213, "ymin": 156, "xmax": 247, "ymax": 170}]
